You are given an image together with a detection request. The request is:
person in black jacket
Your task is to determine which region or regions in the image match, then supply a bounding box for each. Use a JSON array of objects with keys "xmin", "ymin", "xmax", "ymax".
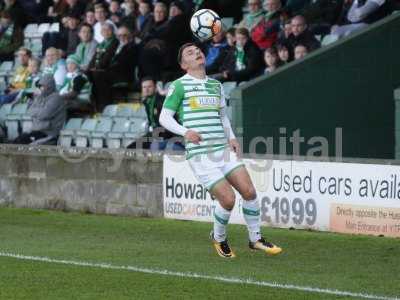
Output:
[
  {"xmin": 286, "ymin": 15, "xmax": 321, "ymax": 52},
  {"xmin": 218, "ymin": 27, "xmax": 264, "ymax": 83},
  {"xmin": 205, "ymin": 29, "xmax": 231, "ymax": 75}
]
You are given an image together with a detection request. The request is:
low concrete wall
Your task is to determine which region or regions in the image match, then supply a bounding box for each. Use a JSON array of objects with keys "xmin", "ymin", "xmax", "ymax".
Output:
[{"xmin": 0, "ymin": 144, "xmax": 164, "ymax": 217}]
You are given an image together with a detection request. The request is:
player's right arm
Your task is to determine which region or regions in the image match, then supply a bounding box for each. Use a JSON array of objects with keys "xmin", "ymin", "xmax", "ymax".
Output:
[{"xmin": 159, "ymin": 81, "xmax": 202, "ymax": 144}]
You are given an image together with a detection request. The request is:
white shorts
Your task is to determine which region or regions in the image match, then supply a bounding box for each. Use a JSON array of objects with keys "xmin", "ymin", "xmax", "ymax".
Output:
[{"xmin": 188, "ymin": 149, "xmax": 244, "ymax": 191}]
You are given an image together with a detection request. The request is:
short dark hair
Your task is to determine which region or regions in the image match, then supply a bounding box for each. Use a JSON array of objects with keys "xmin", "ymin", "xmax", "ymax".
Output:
[
  {"xmin": 177, "ymin": 42, "xmax": 196, "ymax": 64},
  {"xmin": 18, "ymin": 47, "xmax": 32, "ymax": 57},
  {"xmin": 141, "ymin": 76, "xmax": 156, "ymax": 84},
  {"xmin": 235, "ymin": 27, "xmax": 250, "ymax": 38},
  {"xmin": 80, "ymin": 22, "xmax": 94, "ymax": 34}
]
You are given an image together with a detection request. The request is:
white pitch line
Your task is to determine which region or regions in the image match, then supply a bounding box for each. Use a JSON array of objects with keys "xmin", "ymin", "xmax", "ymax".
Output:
[{"xmin": 0, "ymin": 252, "xmax": 398, "ymax": 300}]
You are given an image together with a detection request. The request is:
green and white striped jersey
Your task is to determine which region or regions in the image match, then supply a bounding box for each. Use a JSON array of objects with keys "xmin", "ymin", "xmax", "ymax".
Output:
[{"xmin": 163, "ymin": 74, "xmax": 228, "ymax": 159}]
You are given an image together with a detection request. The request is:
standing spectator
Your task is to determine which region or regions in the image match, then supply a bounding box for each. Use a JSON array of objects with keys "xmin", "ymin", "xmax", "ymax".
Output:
[
  {"xmin": 332, "ymin": 0, "xmax": 391, "ymax": 37},
  {"xmin": 74, "ymin": 23, "xmax": 98, "ymax": 71},
  {"xmin": 0, "ymin": 10, "xmax": 23, "ymax": 61},
  {"xmin": 294, "ymin": 43, "xmax": 308, "ymax": 59},
  {"xmin": 263, "ymin": 47, "xmax": 281, "ymax": 75},
  {"xmin": 219, "ymin": 27, "xmax": 264, "ymax": 82},
  {"xmin": 205, "ymin": 30, "xmax": 230, "ymax": 74},
  {"xmin": 0, "ymin": 47, "xmax": 31, "ymax": 105},
  {"xmin": 288, "ymin": 15, "xmax": 321, "ymax": 51},
  {"xmin": 59, "ymin": 54, "xmax": 92, "ymax": 116},
  {"xmin": 251, "ymin": 0, "xmax": 283, "ymax": 50},
  {"xmin": 61, "ymin": 12, "xmax": 81, "ymax": 56},
  {"xmin": 42, "ymin": 47, "xmax": 67, "ymax": 90},
  {"xmin": 93, "ymin": 3, "xmax": 117, "ymax": 43},
  {"xmin": 237, "ymin": 0, "xmax": 265, "ymax": 32},
  {"xmin": 13, "ymin": 75, "xmax": 66, "ymax": 145}
]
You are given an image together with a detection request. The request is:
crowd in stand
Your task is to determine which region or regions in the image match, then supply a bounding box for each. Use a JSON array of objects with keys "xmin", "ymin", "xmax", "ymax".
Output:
[{"xmin": 0, "ymin": 0, "xmax": 398, "ymax": 145}]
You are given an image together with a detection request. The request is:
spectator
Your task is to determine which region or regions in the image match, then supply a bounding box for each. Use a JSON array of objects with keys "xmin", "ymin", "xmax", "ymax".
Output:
[
  {"xmin": 139, "ymin": 1, "xmax": 168, "ymax": 42},
  {"xmin": 93, "ymin": 3, "xmax": 117, "ymax": 43},
  {"xmin": 122, "ymin": 0, "xmax": 137, "ymax": 16},
  {"xmin": 277, "ymin": 19, "xmax": 292, "ymax": 44},
  {"xmin": 59, "ymin": 54, "xmax": 92, "ymax": 116},
  {"xmin": 1, "ymin": 0, "xmax": 26, "ymax": 28},
  {"xmin": 14, "ymin": 57, "xmax": 42, "ymax": 103},
  {"xmin": 61, "ymin": 0, "xmax": 86, "ymax": 25},
  {"xmin": 120, "ymin": 0, "xmax": 139, "ymax": 33},
  {"xmin": 263, "ymin": 47, "xmax": 281, "ymax": 75},
  {"xmin": 205, "ymin": 30, "xmax": 230, "ymax": 74},
  {"xmin": 276, "ymin": 42, "xmax": 292, "ymax": 64},
  {"xmin": 136, "ymin": 0, "xmax": 152, "ymax": 31},
  {"xmin": 226, "ymin": 27, "xmax": 236, "ymax": 47},
  {"xmin": 13, "ymin": 75, "xmax": 66, "ymax": 145},
  {"xmin": 237, "ymin": 0, "xmax": 265, "ymax": 32},
  {"xmin": 0, "ymin": 10, "xmax": 23, "ymax": 61},
  {"xmin": 74, "ymin": 23, "xmax": 98, "ymax": 71},
  {"xmin": 47, "ymin": 0, "xmax": 69, "ymax": 23},
  {"xmin": 109, "ymin": 0, "xmax": 124, "ymax": 26},
  {"xmin": 219, "ymin": 27, "xmax": 264, "ymax": 82},
  {"xmin": 42, "ymin": 47, "xmax": 67, "ymax": 90},
  {"xmin": 0, "ymin": 47, "xmax": 31, "ymax": 105},
  {"xmin": 294, "ymin": 43, "xmax": 308, "ymax": 59},
  {"xmin": 287, "ymin": 15, "xmax": 321, "ymax": 51},
  {"xmin": 332, "ymin": 0, "xmax": 391, "ymax": 37},
  {"xmin": 140, "ymin": 77, "xmax": 184, "ymax": 151},
  {"xmin": 251, "ymin": 0, "xmax": 283, "ymax": 50},
  {"xmin": 85, "ymin": 9, "xmax": 97, "ymax": 26},
  {"xmin": 61, "ymin": 12, "xmax": 81, "ymax": 56}
]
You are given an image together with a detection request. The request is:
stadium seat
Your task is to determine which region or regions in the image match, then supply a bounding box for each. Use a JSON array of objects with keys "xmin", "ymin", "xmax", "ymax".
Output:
[
  {"xmin": 50, "ymin": 23, "xmax": 60, "ymax": 32},
  {"xmin": 21, "ymin": 114, "xmax": 33, "ymax": 134},
  {"xmin": 38, "ymin": 23, "xmax": 51, "ymax": 36},
  {"xmin": 0, "ymin": 79, "xmax": 6, "ymax": 92},
  {"xmin": 106, "ymin": 118, "xmax": 131, "ymax": 148},
  {"xmin": 222, "ymin": 81, "xmax": 237, "ymax": 99},
  {"xmin": 89, "ymin": 118, "xmax": 113, "ymax": 148},
  {"xmin": 58, "ymin": 118, "xmax": 83, "ymax": 147},
  {"xmin": 24, "ymin": 24, "xmax": 38, "ymax": 39},
  {"xmin": 0, "ymin": 61, "xmax": 14, "ymax": 77},
  {"xmin": 102, "ymin": 104, "xmax": 119, "ymax": 118},
  {"xmin": 221, "ymin": 17, "xmax": 234, "ymax": 29},
  {"xmin": 5, "ymin": 103, "xmax": 28, "ymax": 141},
  {"xmin": 322, "ymin": 34, "xmax": 339, "ymax": 46},
  {"xmin": 75, "ymin": 118, "xmax": 98, "ymax": 147},
  {"xmin": 0, "ymin": 103, "xmax": 13, "ymax": 128}
]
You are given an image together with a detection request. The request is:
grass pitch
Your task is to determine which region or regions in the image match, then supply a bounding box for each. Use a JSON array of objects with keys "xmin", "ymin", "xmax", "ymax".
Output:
[{"xmin": 0, "ymin": 208, "xmax": 399, "ymax": 300}]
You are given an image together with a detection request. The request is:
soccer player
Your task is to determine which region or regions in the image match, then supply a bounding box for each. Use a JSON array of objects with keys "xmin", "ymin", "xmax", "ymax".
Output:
[{"xmin": 159, "ymin": 43, "xmax": 282, "ymax": 258}]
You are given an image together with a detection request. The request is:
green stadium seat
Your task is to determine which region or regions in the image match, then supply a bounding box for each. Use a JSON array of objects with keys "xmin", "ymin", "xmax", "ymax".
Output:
[
  {"xmin": 24, "ymin": 24, "xmax": 38, "ymax": 39},
  {"xmin": 106, "ymin": 118, "xmax": 131, "ymax": 149},
  {"xmin": 222, "ymin": 17, "xmax": 234, "ymax": 29},
  {"xmin": 58, "ymin": 118, "xmax": 83, "ymax": 147},
  {"xmin": 5, "ymin": 103, "xmax": 28, "ymax": 141},
  {"xmin": 90, "ymin": 118, "xmax": 113, "ymax": 148},
  {"xmin": 75, "ymin": 118, "xmax": 98, "ymax": 147}
]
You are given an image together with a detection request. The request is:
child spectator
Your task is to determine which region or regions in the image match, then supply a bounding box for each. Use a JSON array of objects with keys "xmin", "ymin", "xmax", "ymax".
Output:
[
  {"xmin": 14, "ymin": 57, "xmax": 42, "ymax": 103},
  {"xmin": 226, "ymin": 27, "xmax": 236, "ymax": 47},
  {"xmin": 263, "ymin": 47, "xmax": 281, "ymax": 75},
  {"xmin": 294, "ymin": 43, "xmax": 308, "ymax": 60},
  {"xmin": 85, "ymin": 9, "xmax": 97, "ymax": 26},
  {"xmin": 276, "ymin": 42, "xmax": 292, "ymax": 64}
]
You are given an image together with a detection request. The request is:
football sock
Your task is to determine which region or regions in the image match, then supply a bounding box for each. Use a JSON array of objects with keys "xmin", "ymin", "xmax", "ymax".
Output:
[
  {"xmin": 213, "ymin": 202, "xmax": 232, "ymax": 242},
  {"xmin": 242, "ymin": 198, "xmax": 262, "ymax": 243}
]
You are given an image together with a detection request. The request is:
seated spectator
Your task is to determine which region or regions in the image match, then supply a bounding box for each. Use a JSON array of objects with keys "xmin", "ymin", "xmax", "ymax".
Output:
[
  {"xmin": 47, "ymin": 0, "xmax": 69, "ymax": 23},
  {"xmin": 332, "ymin": 0, "xmax": 391, "ymax": 37},
  {"xmin": 277, "ymin": 19, "xmax": 292, "ymax": 44},
  {"xmin": 276, "ymin": 42, "xmax": 292, "ymax": 64},
  {"xmin": 85, "ymin": 9, "xmax": 97, "ymax": 26},
  {"xmin": 61, "ymin": 12, "xmax": 81, "ymax": 56},
  {"xmin": 93, "ymin": 3, "xmax": 117, "ymax": 43},
  {"xmin": 218, "ymin": 27, "xmax": 264, "ymax": 82},
  {"xmin": 136, "ymin": 0, "xmax": 152, "ymax": 32},
  {"xmin": 1, "ymin": 0, "xmax": 26, "ymax": 28},
  {"xmin": 0, "ymin": 47, "xmax": 31, "ymax": 105},
  {"xmin": 139, "ymin": 1, "xmax": 168, "ymax": 42},
  {"xmin": 237, "ymin": 0, "xmax": 265, "ymax": 32},
  {"xmin": 205, "ymin": 30, "xmax": 230, "ymax": 74},
  {"xmin": 226, "ymin": 27, "xmax": 236, "ymax": 47},
  {"xmin": 0, "ymin": 10, "xmax": 23, "ymax": 61},
  {"xmin": 42, "ymin": 47, "xmax": 67, "ymax": 90},
  {"xmin": 14, "ymin": 57, "xmax": 42, "ymax": 103},
  {"xmin": 60, "ymin": 0, "xmax": 86, "ymax": 26},
  {"xmin": 251, "ymin": 0, "xmax": 283, "ymax": 50},
  {"xmin": 74, "ymin": 23, "xmax": 98, "ymax": 71},
  {"xmin": 135, "ymin": 77, "xmax": 184, "ymax": 151},
  {"xmin": 263, "ymin": 47, "xmax": 281, "ymax": 75},
  {"xmin": 287, "ymin": 15, "xmax": 321, "ymax": 52},
  {"xmin": 294, "ymin": 43, "xmax": 308, "ymax": 59},
  {"xmin": 59, "ymin": 54, "xmax": 93, "ymax": 116},
  {"xmin": 120, "ymin": 0, "xmax": 139, "ymax": 34},
  {"xmin": 13, "ymin": 75, "xmax": 66, "ymax": 145}
]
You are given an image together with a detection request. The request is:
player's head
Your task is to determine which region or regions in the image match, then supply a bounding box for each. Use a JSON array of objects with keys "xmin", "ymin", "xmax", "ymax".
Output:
[{"xmin": 178, "ymin": 43, "xmax": 205, "ymax": 72}]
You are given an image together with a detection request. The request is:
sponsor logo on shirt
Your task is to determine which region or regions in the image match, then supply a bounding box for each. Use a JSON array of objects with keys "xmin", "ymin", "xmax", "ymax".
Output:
[{"xmin": 189, "ymin": 97, "xmax": 220, "ymax": 109}]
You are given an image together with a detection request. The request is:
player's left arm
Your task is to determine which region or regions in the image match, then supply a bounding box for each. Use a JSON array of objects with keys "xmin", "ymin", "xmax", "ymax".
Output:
[{"xmin": 219, "ymin": 84, "xmax": 241, "ymax": 155}]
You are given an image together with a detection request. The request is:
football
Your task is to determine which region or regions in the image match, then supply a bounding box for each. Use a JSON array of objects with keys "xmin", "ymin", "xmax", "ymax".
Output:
[{"xmin": 190, "ymin": 9, "xmax": 222, "ymax": 41}]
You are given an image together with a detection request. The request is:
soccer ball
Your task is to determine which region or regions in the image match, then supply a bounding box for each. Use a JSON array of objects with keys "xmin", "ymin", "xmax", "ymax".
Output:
[{"xmin": 190, "ymin": 9, "xmax": 222, "ymax": 41}]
